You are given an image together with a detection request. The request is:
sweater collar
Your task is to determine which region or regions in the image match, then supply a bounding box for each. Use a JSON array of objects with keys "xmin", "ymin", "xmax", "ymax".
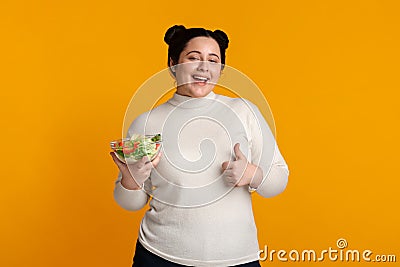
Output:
[{"xmin": 167, "ymin": 91, "xmax": 217, "ymax": 109}]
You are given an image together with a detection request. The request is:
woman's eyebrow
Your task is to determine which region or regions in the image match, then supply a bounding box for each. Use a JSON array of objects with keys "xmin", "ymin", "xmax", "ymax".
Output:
[{"xmin": 186, "ymin": 50, "xmax": 220, "ymax": 59}]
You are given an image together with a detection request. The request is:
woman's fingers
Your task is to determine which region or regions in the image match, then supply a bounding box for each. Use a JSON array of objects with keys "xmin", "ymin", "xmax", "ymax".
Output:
[
  {"xmin": 224, "ymin": 173, "xmax": 237, "ymax": 186},
  {"xmin": 222, "ymin": 160, "xmax": 247, "ymax": 186},
  {"xmin": 221, "ymin": 161, "xmax": 233, "ymax": 170},
  {"xmin": 135, "ymin": 156, "xmax": 149, "ymax": 169},
  {"xmin": 151, "ymin": 152, "xmax": 162, "ymax": 167},
  {"xmin": 110, "ymin": 152, "xmax": 126, "ymax": 167},
  {"xmin": 110, "ymin": 151, "xmax": 161, "ymax": 184}
]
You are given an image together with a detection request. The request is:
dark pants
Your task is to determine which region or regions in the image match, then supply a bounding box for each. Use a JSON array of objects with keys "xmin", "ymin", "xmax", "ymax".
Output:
[{"xmin": 132, "ymin": 240, "xmax": 261, "ymax": 267}]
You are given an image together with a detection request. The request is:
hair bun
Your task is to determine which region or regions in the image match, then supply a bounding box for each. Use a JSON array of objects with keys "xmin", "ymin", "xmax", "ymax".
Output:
[
  {"xmin": 164, "ymin": 25, "xmax": 186, "ymax": 45},
  {"xmin": 213, "ymin": 29, "xmax": 229, "ymax": 49}
]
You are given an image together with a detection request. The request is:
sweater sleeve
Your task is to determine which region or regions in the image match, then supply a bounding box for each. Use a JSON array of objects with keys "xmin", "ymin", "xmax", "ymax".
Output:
[
  {"xmin": 113, "ymin": 113, "xmax": 152, "ymax": 211},
  {"xmin": 113, "ymin": 172, "xmax": 151, "ymax": 211},
  {"xmin": 247, "ymin": 102, "xmax": 289, "ymax": 198}
]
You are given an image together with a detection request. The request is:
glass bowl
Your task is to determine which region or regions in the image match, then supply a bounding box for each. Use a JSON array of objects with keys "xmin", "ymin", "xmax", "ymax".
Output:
[{"xmin": 110, "ymin": 134, "xmax": 162, "ymax": 163}]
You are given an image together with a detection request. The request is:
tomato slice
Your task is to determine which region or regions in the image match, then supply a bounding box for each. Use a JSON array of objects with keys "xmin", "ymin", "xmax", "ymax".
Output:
[
  {"xmin": 123, "ymin": 147, "xmax": 135, "ymax": 154},
  {"xmin": 133, "ymin": 141, "xmax": 139, "ymax": 149}
]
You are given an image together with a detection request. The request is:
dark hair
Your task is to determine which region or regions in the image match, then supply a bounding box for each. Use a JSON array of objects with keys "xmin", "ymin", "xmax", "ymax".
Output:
[{"xmin": 164, "ymin": 25, "xmax": 229, "ymax": 69}]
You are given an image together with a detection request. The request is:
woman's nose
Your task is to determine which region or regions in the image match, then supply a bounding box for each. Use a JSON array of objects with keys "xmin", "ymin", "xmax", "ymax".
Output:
[{"xmin": 197, "ymin": 61, "xmax": 209, "ymax": 72}]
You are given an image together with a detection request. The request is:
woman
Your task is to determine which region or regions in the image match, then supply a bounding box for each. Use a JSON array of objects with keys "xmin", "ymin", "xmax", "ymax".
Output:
[{"xmin": 110, "ymin": 25, "xmax": 289, "ymax": 267}]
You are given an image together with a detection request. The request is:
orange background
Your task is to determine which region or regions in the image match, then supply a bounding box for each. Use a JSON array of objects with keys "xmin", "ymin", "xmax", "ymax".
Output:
[{"xmin": 1, "ymin": 0, "xmax": 399, "ymax": 266}]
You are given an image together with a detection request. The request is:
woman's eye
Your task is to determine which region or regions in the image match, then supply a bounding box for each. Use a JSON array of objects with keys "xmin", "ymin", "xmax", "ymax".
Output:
[{"xmin": 189, "ymin": 57, "xmax": 200, "ymax": 60}]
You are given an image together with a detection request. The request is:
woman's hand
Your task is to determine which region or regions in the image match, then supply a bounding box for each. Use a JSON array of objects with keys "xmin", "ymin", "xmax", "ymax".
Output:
[
  {"xmin": 221, "ymin": 143, "xmax": 262, "ymax": 187},
  {"xmin": 110, "ymin": 152, "xmax": 162, "ymax": 190}
]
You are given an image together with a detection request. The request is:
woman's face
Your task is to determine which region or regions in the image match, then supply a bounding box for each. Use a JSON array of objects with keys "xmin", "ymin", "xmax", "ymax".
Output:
[{"xmin": 173, "ymin": 36, "xmax": 222, "ymax": 98}]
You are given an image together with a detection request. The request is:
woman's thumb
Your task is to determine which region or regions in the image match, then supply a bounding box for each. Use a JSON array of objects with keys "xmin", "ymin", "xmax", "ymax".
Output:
[{"xmin": 234, "ymin": 143, "xmax": 245, "ymax": 160}]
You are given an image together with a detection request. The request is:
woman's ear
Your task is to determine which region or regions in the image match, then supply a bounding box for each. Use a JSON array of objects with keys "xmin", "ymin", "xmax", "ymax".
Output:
[{"xmin": 169, "ymin": 58, "xmax": 176, "ymax": 76}]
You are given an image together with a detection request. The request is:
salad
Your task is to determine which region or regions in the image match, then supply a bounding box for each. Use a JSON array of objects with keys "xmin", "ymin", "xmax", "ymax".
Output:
[{"xmin": 111, "ymin": 133, "xmax": 162, "ymax": 163}]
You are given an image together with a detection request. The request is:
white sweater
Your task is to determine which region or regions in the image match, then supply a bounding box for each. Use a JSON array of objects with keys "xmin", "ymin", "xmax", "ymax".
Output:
[{"xmin": 114, "ymin": 91, "xmax": 289, "ymax": 266}]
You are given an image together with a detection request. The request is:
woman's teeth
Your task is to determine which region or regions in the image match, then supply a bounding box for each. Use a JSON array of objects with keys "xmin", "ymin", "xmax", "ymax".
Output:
[{"xmin": 193, "ymin": 75, "xmax": 208, "ymax": 82}]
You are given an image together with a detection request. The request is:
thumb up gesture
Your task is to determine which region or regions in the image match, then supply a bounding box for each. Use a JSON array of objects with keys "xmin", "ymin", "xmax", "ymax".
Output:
[{"xmin": 221, "ymin": 143, "xmax": 254, "ymax": 187}]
